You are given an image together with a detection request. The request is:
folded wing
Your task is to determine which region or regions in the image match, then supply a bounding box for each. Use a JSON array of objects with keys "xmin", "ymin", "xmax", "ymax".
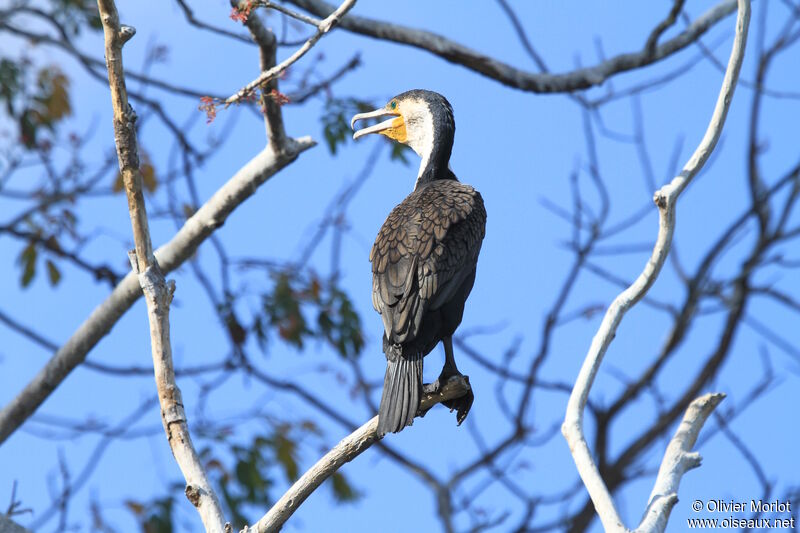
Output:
[{"xmin": 370, "ymin": 181, "xmax": 486, "ymax": 347}]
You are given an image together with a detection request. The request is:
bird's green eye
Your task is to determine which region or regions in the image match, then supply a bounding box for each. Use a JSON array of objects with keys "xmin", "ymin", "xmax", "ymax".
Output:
[{"xmin": 390, "ymin": 101, "xmax": 397, "ymax": 110}]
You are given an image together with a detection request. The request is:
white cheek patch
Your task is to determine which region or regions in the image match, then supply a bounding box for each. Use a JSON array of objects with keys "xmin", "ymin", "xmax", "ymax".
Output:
[
  {"xmin": 402, "ymin": 102, "xmax": 433, "ymax": 155},
  {"xmin": 396, "ymin": 98, "xmax": 437, "ymax": 189}
]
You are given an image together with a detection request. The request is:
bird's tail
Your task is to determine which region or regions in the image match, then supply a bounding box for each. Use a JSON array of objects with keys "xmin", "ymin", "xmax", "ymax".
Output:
[{"xmin": 377, "ymin": 352, "xmax": 423, "ymax": 438}]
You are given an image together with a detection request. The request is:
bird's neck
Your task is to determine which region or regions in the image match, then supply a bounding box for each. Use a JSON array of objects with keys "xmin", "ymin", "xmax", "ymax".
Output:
[{"xmin": 414, "ymin": 136, "xmax": 455, "ymax": 190}]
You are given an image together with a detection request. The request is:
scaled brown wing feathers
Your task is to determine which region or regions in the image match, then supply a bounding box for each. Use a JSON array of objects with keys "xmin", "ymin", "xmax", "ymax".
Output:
[{"xmin": 370, "ymin": 180, "xmax": 486, "ymax": 346}]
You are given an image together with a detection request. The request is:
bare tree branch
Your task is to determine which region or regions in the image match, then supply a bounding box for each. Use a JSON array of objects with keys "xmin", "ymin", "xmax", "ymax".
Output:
[
  {"xmin": 285, "ymin": 0, "xmax": 738, "ymax": 94},
  {"xmin": 0, "ymin": 515, "xmax": 31, "ymax": 533},
  {"xmin": 256, "ymin": 1, "xmax": 322, "ymax": 26},
  {"xmin": 174, "ymin": 0, "xmax": 252, "ymax": 44},
  {"xmin": 95, "ymin": 0, "xmax": 227, "ymax": 529},
  {"xmin": 286, "ymin": 53, "xmax": 361, "ymax": 104},
  {"xmin": 224, "ymin": 0, "xmax": 356, "ymax": 106},
  {"xmin": 636, "ymin": 393, "xmax": 725, "ymax": 532},
  {"xmin": 645, "ymin": 0, "xmax": 687, "ymax": 57},
  {"xmin": 244, "ymin": 376, "xmax": 471, "ymax": 533},
  {"xmin": 561, "ymin": 0, "xmax": 750, "ymax": 531}
]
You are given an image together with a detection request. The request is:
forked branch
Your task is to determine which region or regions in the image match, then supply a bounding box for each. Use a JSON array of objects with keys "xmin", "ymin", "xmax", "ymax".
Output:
[
  {"xmin": 225, "ymin": 0, "xmax": 356, "ymax": 106},
  {"xmin": 96, "ymin": 0, "xmax": 227, "ymax": 531},
  {"xmin": 561, "ymin": 1, "xmax": 750, "ymax": 532}
]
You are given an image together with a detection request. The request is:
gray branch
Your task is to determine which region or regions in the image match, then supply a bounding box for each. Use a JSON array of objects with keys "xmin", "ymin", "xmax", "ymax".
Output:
[
  {"xmin": 0, "ymin": 516, "xmax": 31, "ymax": 533},
  {"xmin": 561, "ymin": 0, "xmax": 750, "ymax": 531},
  {"xmin": 244, "ymin": 376, "xmax": 470, "ymax": 533},
  {"xmin": 285, "ymin": 0, "xmax": 738, "ymax": 93}
]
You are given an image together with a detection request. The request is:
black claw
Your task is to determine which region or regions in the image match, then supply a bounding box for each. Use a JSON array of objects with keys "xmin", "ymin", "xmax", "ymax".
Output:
[{"xmin": 442, "ymin": 376, "xmax": 474, "ymax": 426}]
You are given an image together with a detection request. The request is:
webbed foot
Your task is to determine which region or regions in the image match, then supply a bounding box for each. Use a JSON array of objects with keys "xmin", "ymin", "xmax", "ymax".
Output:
[{"xmin": 418, "ymin": 374, "xmax": 473, "ymax": 425}]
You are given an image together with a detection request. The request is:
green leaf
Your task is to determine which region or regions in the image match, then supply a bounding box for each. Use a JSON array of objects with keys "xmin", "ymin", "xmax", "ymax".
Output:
[
  {"xmin": 259, "ymin": 271, "xmax": 363, "ymax": 358},
  {"xmin": 330, "ymin": 472, "xmax": 360, "ymax": 503},
  {"xmin": 18, "ymin": 243, "xmax": 37, "ymax": 288},
  {"xmin": 127, "ymin": 495, "xmax": 174, "ymax": 533},
  {"xmin": 318, "ymin": 287, "xmax": 364, "ymax": 359},
  {"xmin": 235, "ymin": 458, "xmax": 257, "ymax": 493},
  {"xmin": 45, "ymin": 259, "xmax": 62, "ymax": 286},
  {"xmin": 271, "ymin": 431, "xmax": 299, "ymax": 481},
  {"xmin": 389, "ymin": 142, "xmax": 412, "ymax": 166},
  {"xmin": 233, "ymin": 445, "xmax": 271, "ymax": 506},
  {"xmin": 19, "ymin": 108, "xmax": 38, "ymax": 148},
  {"xmin": 262, "ymin": 273, "xmax": 309, "ymax": 349},
  {"xmin": 321, "ymin": 97, "xmax": 375, "ymax": 155},
  {"xmin": 37, "ymin": 68, "xmax": 71, "ymax": 122},
  {"xmin": 124, "ymin": 500, "xmax": 145, "ymax": 517},
  {"xmin": 0, "ymin": 59, "xmax": 21, "ymax": 114},
  {"xmin": 142, "ymin": 497, "xmax": 173, "ymax": 533}
]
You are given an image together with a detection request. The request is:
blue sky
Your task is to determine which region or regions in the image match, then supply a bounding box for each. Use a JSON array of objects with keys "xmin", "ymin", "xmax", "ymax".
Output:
[{"xmin": 1, "ymin": 1, "xmax": 799, "ymax": 531}]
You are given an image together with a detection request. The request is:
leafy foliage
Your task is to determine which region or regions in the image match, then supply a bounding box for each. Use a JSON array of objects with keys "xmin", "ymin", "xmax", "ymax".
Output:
[
  {"xmin": 257, "ymin": 271, "xmax": 364, "ymax": 359},
  {"xmin": 0, "ymin": 62, "xmax": 73, "ymax": 148},
  {"xmin": 223, "ymin": 436, "xmax": 274, "ymax": 525},
  {"xmin": 45, "ymin": 259, "xmax": 62, "ymax": 286},
  {"xmin": 322, "ymin": 97, "xmax": 413, "ymax": 165},
  {"xmin": 13, "ymin": 207, "xmax": 80, "ymax": 289},
  {"xmin": 317, "ymin": 285, "xmax": 364, "ymax": 360},
  {"xmin": 390, "ymin": 141, "xmax": 412, "ymax": 165},
  {"xmin": 16, "ymin": 236, "xmax": 64, "ymax": 289},
  {"xmin": 201, "ymin": 421, "xmax": 360, "ymax": 528},
  {"xmin": 330, "ymin": 471, "xmax": 361, "ymax": 503},
  {"xmin": 51, "ymin": 0, "xmax": 104, "ymax": 34},
  {"xmin": 322, "ymin": 97, "xmax": 373, "ymax": 155},
  {"xmin": 267, "ymin": 427, "xmax": 300, "ymax": 482},
  {"xmin": 125, "ymin": 495, "xmax": 175, "ymax": 533},
  {"xmin": 0, "ymin": 59, "xmax": 21, "ymax": 115}
]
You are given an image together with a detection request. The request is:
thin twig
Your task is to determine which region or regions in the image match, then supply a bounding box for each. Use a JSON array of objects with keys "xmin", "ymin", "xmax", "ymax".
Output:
[
  {"xmin": 225, "ymin": 0, "xmax": 356, "ymax": 106},
  {"xmin": 256, "ymin": 1, "xmax": 321, "ymax": 26}
]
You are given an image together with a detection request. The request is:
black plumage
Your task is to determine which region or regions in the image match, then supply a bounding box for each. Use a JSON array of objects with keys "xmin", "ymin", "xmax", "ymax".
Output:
[{"xmin": 352, "ymin": 90, "xmax": 486, "ymax": 437}]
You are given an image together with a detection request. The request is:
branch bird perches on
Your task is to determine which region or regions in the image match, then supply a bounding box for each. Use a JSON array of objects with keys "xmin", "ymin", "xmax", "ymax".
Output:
[{"xmin": 243, "ymin": 376, "xmax": 470, "ymax": 532}]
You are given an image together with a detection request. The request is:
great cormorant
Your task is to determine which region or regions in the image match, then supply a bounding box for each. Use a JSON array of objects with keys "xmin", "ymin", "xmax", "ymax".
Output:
[{"xmin": 351, "ymin": 90, "xmax": 486, "ymax": 437}]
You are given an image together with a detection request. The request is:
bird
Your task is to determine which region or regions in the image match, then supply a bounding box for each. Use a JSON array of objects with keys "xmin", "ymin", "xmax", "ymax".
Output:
[{"xmin": 351, "ymin": 90, "xmax": 486, "ymax": 437}]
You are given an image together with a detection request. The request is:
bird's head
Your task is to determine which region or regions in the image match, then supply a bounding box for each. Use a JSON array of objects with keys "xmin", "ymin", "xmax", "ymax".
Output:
[{"xmin": 350, "ymin": 90, "xmax": 455, "ymax": 162}]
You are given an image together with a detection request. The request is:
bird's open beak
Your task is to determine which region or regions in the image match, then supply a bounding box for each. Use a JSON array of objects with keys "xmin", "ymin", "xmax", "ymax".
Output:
[{"xmin": 351, "ymin": 108, "xmax": 403, "ymax": 140}]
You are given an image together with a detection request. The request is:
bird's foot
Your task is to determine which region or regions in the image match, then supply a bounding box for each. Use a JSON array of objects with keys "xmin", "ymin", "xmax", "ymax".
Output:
[
  {"xmin": 442, "ymin": 375, "xmax": 473, "ymax": 426},
  {"xmin": 419, "ymin": 374, "xmax": 474, "ymax": 426}
]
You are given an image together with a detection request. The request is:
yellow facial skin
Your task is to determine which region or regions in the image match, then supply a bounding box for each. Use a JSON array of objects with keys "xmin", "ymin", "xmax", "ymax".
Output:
[
  {"xmin": 350, "ymin": 100, "xmax": 411, "ymax": 142},
  {"xmin": 381, "ymin": 115, "xmax": 407, "ymax": 143}
]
